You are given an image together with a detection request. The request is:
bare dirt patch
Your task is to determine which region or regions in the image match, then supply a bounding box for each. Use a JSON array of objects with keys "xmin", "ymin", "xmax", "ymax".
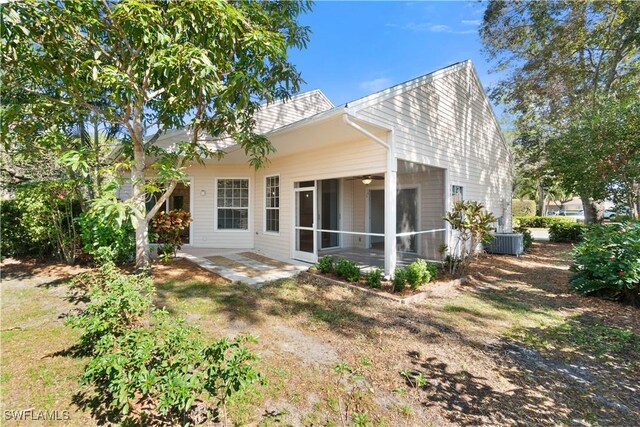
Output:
[{"xmin": 152, "ymin": 258, "xmax": 229, "ymax": 285}]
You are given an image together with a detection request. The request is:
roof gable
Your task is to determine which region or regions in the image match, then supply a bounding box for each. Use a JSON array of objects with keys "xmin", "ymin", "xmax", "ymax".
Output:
[{"xmin": 253, "ymin": 89, "xmax": 334, "ymax": 134}]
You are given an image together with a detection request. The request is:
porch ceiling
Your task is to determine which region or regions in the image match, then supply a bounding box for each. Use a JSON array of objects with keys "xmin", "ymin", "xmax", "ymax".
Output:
[{"xmin": 209, "ymin": 112, "xmax": 390, "ymax": 164}]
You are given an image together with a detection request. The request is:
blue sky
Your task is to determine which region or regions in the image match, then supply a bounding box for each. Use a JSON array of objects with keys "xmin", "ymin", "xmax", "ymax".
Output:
[{"xmin": 288, "ymin": 1, "xmax": 502, "ymax": 111}]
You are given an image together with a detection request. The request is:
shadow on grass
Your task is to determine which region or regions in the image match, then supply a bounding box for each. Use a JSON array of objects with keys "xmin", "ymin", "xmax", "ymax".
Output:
[{"xmin": 403, "ymin": 342, "xmax": 637, "ymax": 426}]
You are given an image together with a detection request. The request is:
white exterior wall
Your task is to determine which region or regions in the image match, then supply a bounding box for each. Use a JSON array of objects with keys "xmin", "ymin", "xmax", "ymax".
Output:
[
  {"xmin": 353, "ymin": 63, "xmax": 512, "ymax": 236},
  {"xmin": 253, "ymin": 137, "xmax": 386, "ymax": 260}
]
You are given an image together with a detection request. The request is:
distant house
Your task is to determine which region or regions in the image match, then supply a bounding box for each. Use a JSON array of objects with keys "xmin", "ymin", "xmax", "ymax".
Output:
[{"xmin": 119, "ymin": 60, "xmax": 512, "ymax": 275}]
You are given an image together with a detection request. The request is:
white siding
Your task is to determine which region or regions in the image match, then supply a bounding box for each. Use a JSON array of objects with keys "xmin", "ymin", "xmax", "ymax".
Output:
[
  {"xmin": 353, "ymin": 62, "xmax": 512, "ymax": 234},
  {"xmin": 252, "ymin": 138, "xmax": 387, "ymax": 259},
  {"xmin": 156, "ymin": 90, "xmax": 334, "ymax": 151},
  {"xmin": 252, "ymin": 90, "xmax": 334, "ymax": 135}
]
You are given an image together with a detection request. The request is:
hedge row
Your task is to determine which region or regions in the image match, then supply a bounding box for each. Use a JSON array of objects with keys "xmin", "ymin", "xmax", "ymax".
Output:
[
  {"xmin": 514, "ymin": 216, "xmax": 577, "ymax": 228},
  {"xmin": 549, "ymin": 223, "xmax": 586, "ymax": 243},
  {"xmin": 570, "ymin": 222, "xmax": 640, "ymax": 305}
]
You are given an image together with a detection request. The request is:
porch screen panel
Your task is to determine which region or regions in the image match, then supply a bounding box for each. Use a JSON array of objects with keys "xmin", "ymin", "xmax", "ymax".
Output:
[
  {"xmin": 217, "ymin": 179, "xmax": 249, "ymax": 230},
  {"xmin": 320, "ymin": 179, "xmax": 339, "ymax": 248}
]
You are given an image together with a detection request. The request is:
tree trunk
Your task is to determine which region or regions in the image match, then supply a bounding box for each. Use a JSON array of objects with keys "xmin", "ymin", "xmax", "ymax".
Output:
[
  {"xmin": 581, "ymin": 197, "xmax": 604, "ymax": 224},
  {"xmin": 131, "ymin": 107, "xmax": 150, "ymax": 272},
  {"xmin": 536, "ymin": 182, "xmax": 546, "ymax": 216}
]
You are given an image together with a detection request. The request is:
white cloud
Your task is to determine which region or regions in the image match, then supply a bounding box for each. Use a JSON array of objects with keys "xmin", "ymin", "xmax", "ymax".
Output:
[
  {"xmin": 461, "ymin": 19, "xmax": 481, "ymax": 26},
  {"xmin": 387, "ymin": 21, "xmax": 476, "ymax": 35},
  {"xmin": 359, "ymin": 77, "xmax": 392, "ymax": 93},
  {"xmin": 429, "ymin": 24, "xmax": 451, "ymax": 32}
]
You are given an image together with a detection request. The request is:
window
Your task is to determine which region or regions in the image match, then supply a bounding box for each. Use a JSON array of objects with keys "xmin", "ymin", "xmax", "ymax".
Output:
[
  {"xmin": 451, "ymin": 185, "xmax": 464, "ymax": 204},
  {"xmin": 216, "ymin": 179, "xmax": 249, "ymax": 230},
  {"xmin": 265, "ymin": 175, "xmax": 280, "ymax": 233}
]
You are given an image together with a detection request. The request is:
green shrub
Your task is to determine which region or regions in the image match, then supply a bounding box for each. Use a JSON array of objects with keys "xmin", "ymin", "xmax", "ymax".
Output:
[
  {"xmin": 404, "ymin": 259, "xmax": 438, "ymax": 289},
  {"xmin": 514, "ymin": 216, "xmax": 576, "ymax": 228},
  {"xmin": 393, "ymin": 267, "xmax": 407, "ymax": 292},
  {"xmin": 610, "ymin": 214, "xmax": 634, "ymax": 223},
  {"xmin": 444, "ymin": 200, "xmax": 497, "ymax": 277},
  {"xmin": 549, "ymin": 222, "xmax": 586, "ymax": 243},
  {"xmin": 79, "ymin": 207, "xmax": 135, "ymax": 265},
  {"xmin": 0, "ymin": 199, "xmax": 29, "ymax": 258},
  {"xmin": 2, "ymin": 181, "xmax": 82, "ymax": 262},
  {"xmin": 66, "ymin": 263, "xmax": 154, "ymax": 354},
  {"xmin": 149, "ymin": 209, "xmax": 193, "ymax": 262},
  {"xmin": 69, "ymin": 263, "xmax": 260, "ymax": 424},
  {"xmin": 364, "ymin": 268, "xmax": 382, "ymax": 288},
  {"xmin": 317, "ymin": 255, "xmax": 334, "ymax": 274},
  {"xmin": 81, "ymin": 311, "xmax": 260, "ymax": 424},
  {"xmin": 335, "ymin": 258, "xmax": 360, "ymax": 282},
  {"xmin": 570, "ymin": 223, "xmax": 640, "ymax": 305},
  {"xmin": 512, "ymin": 199, "xmax": 536, "ymax": 216},
  {"xmin": 513, "ymin": 225, "xmax": 534, "ymax": 250}
]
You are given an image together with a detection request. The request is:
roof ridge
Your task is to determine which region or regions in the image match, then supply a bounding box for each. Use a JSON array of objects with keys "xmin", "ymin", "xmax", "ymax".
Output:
[{"xmin": 259, "ymin": 88, "xmax": 333, "ymax": 109}]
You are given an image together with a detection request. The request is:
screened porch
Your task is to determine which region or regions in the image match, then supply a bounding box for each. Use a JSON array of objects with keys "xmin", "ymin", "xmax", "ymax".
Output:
[{"xmin": 293, "ymin": 160, "xmax": 448, "ymax": 274}]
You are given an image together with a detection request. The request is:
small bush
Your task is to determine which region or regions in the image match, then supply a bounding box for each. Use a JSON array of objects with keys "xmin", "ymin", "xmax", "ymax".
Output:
[
  {"xmin": 82, "ymin": 311, "xmax": 260, "ymax": 424},
  {"xmin": 514, "ymin": 216, "xmax": 576, "ymax": 228},
  {"xmin": 393, "ymin": 267, "xmax": 407, "ymax": 292},
  {"xmin": 610, "ymin": 214, "xmax": 634, "ymax": 223},
  {"xmin": 549, "ymin": 223, "xmax": 586, "ymax": 243},
  {"xmin": 570, "ymin": 222, "xmax": 640, "ymax": 305},
  {"xmin": 365, "ymin": 268, "xmax": 382, "ymax": 288},
  {"xmin": 317, "ymin": 255, "xmax": 334, "ymax": 274},
  {"xmin": 69, "ymin": 263, "xmax": 260, "ymax": 424},
  {"xmin": 150, "ymin": 209, "xmax": 192, "ymax": 262},
  {"xmin": 335, "ymin": 258, "xmax": 361, "ymax": 282},
  {"xmin": 513, "ymin": 225, "xmax": 534, "ymax": 250},
  {"xmin": 444, "ymin": 200, "xmax": 496, "ymax": 277},
  {"xmin": 66, "ymin": 263, "xmax": 154, "ymax": 354},
  {"xmin": 404, "ymin": 259, "xmax": 437, "ymax": 289}
]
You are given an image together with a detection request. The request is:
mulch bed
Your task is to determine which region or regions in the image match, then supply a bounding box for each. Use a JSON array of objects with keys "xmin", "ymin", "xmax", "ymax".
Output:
[{"xmin": 304, "ymin": 268, "xmax": 465, "ymax": 304}]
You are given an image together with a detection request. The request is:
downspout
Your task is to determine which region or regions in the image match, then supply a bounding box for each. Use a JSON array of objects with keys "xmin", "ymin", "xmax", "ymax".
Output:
[{"xmin": 342, "ymin": 113, "xmax": 397, "ymax": 277}]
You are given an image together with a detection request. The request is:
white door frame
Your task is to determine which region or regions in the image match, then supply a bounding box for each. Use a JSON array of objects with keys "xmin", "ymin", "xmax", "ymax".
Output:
[{"xmin": 292, "ymin": 183, "xmax": 317, "ymax": 263}]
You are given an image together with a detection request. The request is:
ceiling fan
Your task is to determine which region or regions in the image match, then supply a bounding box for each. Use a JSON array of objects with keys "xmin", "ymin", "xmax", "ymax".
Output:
[{"xmin": 347, "ymin": 175, "xmax": 384, "ymax": 185}]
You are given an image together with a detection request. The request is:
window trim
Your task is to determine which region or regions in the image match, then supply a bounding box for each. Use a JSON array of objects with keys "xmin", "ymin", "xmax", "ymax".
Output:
[
  {"xmin": 214, "ymin": 177, "xmax": 251, "ymax": 232},
  {"xmin": 263, "ymin": 174, "xmax": 280, "ymax": 235}
]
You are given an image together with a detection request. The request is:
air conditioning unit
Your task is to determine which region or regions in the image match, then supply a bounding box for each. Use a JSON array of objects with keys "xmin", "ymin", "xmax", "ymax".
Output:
[{"xmin": 485, "ymin": 233, "xmax": 524, "ymax": 256}]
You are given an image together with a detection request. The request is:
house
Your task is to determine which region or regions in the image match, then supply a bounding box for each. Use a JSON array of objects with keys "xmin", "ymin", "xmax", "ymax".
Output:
[{"xmin": 119, "ymin": 60, "xmax": 512, "ymax": 275}]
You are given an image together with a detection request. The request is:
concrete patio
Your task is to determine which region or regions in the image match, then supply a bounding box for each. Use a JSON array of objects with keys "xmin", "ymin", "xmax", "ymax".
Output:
[{"xmin": 178, "ymin": 247, "xmax": 309, "ymax": 286}]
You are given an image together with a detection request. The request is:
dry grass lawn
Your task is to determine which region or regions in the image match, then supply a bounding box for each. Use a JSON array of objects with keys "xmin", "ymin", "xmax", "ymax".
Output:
[{"xmin": 1, "ymin": 243, "xmax": 639, "ymax": 426}]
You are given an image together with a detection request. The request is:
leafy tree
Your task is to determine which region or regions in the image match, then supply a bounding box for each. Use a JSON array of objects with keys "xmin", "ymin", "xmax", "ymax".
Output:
[
  {"xmin": 3, "ymin": 0, "xmax": 311, "ymax": 270},
  {"xmin": 481, "ymin": 0, "xmax": 640, "ymax": 223},
  {"xmin": 548, "ymin": 96, "xmax": 640, "ymax": 219}
]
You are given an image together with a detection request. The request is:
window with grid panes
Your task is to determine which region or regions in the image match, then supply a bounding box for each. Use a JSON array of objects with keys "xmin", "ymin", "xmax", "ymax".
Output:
[
  {"xmin": 216, "ymin": 179, "xmax": 249, "ymax": 230},
  {"xmin": 265, "ymin": 176, "xmax": 279, "ymax": 233}
]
